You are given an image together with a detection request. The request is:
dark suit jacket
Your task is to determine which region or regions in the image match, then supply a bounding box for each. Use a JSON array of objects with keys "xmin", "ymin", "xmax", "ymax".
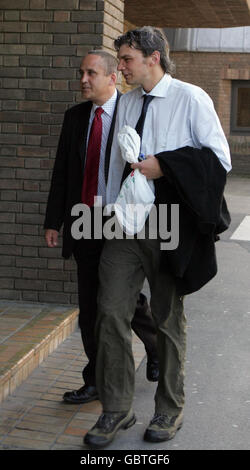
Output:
[
  {"xmin": 154, "ymin": 146, "xmax": 231, "ymax": 295},
  {"xmin": 44, "ymin": 91, "xmax": 122, "ymax": 258}
]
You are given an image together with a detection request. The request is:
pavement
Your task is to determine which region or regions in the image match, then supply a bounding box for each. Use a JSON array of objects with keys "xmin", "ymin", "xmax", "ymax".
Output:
[{"xmin": 0, "ymin": 174, "xmax": 250, "ymax": 455}]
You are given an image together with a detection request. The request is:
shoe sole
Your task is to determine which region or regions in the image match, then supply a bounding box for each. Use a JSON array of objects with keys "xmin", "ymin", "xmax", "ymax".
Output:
[
  {"xmin": 84, "ymin": 413, "xmax": 136, "ymax": 449},
  {"xmin": 144, "ymin": 421, "xmax": 183, "ymax": 443},
  {"xmin": 63, "ymin": 395, "xmax": 99, "ymax": 404}
]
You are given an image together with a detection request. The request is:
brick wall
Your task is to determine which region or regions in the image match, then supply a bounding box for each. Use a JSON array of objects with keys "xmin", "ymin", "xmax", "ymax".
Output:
[
  {"xmin": 171, "ymin": 51, "xmax": 250, "ymax": 175},
  {"xmin": 0, "ymin": 0, "xmax": 124, "ymax": 303}
]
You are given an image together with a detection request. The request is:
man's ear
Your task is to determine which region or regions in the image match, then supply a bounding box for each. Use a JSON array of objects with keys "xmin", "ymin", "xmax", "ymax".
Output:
[
  {"xmin": 150, "ymin": 50, "xmax": 161, "ymax": 66},
  {"xmin": 109, "ymin": 72, "xmax": 117, "ymax": 86}
]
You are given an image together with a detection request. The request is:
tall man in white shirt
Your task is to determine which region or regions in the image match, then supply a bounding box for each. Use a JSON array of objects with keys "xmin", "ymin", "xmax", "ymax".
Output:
[
  {"xmin": 84, "ymin": 28, "xmax": 231, "ymax": 448},
  {"xmin": 44, "ymin": 50, "xmax": 159, "ymax": 406}
]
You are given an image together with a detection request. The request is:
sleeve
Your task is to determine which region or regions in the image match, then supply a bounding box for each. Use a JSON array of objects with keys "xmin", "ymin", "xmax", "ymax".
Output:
[
  {"xmin": 189, "ymin": 90, "xmax": 232, "ymax": 173},
  {"xmin": 43, "ymin": 110, "xmax": 70, "ymax": 231}
]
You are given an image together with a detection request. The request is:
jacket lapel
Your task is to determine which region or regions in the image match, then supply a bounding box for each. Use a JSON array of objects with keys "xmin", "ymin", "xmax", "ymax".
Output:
[{"xmin": 77, "ymin": 101, "xmax": 92, "ymax": 171}]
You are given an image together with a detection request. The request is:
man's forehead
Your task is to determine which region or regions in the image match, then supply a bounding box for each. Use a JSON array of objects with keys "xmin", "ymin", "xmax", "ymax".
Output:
[
  {"xmin": 80, "ymin": 54, "xmax": 105, "ymax": 70},
  {"xmin": 117, "ymin": 44, "xmax": 142, "ymax": 58}
]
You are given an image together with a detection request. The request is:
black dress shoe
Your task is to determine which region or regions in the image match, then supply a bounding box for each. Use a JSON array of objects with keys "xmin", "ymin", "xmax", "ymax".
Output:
[
  {"xmin": 84, "ymin": 410, "xmax": 136, "ymax": 448},
  {"xmin": 146, "ymin": 359, "xmax": 159, "ymax": 382},
  {"xmin": 63, "ymin": 385, "xmax": 98, "ymax": 404}
]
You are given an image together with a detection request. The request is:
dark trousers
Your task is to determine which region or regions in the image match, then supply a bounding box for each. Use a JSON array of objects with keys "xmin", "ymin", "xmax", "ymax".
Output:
[
  {"xmin": 73, "ymin": 238, "xmax": 158, "ymax": 387},
  {"xmin": 96, "ymin": 238, "xmax": 186, "ymax": 415}
]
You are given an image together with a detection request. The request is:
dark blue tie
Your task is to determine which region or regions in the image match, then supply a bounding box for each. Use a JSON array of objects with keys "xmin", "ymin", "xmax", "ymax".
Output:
[
  {"xmin": 135, "ymin": 94, "xmax": 154, "ymax": 140},
  {"xmin": 122, "ymin": 94, "xmax": 154, "ymax": 182}
]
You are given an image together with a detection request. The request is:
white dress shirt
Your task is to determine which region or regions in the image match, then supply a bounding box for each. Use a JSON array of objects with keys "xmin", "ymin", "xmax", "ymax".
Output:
[
  {"xmin": 106, "ymin": 74, "xmax": 231, "ymax": 205},
  {"xmin": 87, "ymin": 89, "xmax": 117, "ymax": 206}
]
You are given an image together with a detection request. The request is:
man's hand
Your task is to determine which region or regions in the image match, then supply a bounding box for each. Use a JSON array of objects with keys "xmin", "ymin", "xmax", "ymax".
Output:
[
  {"xmin": 131, "ymin": 155, "xmax": 163, "ymax": 179},
  {"xmin": 45, "ymin": 229, "xmax": 59, "ymax": 248}
]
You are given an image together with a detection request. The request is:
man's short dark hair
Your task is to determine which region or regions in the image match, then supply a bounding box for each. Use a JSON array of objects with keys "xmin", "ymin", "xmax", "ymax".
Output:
[
  {"xmin": 87, "ymin": 49, "xmax": 118, "ymax": 75},
  {"xmin": 114, "ymin": 26, "xmax": 175, "ymax": 75}
]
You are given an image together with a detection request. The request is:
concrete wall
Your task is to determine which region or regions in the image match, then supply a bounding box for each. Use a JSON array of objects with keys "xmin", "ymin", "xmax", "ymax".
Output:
[{"xmin": 165, "ymin": 27, "xmax": 250, "ymax": 53}]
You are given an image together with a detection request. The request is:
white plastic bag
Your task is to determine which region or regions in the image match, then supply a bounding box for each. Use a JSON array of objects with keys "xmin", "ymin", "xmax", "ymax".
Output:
[{"xmin": 114, "ymin": 125, "xmax": 155, "ymax": 235}]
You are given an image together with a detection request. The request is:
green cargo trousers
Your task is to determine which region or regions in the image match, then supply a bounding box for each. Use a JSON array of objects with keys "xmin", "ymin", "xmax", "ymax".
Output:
[{"xmin": 95, "ymin": 237, "xmax": 186, "ymax": 416}]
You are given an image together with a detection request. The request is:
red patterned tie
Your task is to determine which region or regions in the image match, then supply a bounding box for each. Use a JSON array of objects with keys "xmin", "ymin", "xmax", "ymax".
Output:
[{"xmin": 81, "ymin": 107, "xmax": 104, "ymax": 207}]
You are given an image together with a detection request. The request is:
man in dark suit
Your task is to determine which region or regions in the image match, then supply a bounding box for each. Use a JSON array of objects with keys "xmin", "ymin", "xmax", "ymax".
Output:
[{"xmin": 44, "ymin": 50, "xmax": 159, "ymax": 405}]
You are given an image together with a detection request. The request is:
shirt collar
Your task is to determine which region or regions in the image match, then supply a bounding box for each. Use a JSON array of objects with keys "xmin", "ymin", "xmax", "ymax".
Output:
[
  {"xmin": 140, "ymin": 74, "xmax": 172, "ymax": 98},
  {"xmin": 92, "ymin": 89, "xmax": 117, "ymax": 117}
]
